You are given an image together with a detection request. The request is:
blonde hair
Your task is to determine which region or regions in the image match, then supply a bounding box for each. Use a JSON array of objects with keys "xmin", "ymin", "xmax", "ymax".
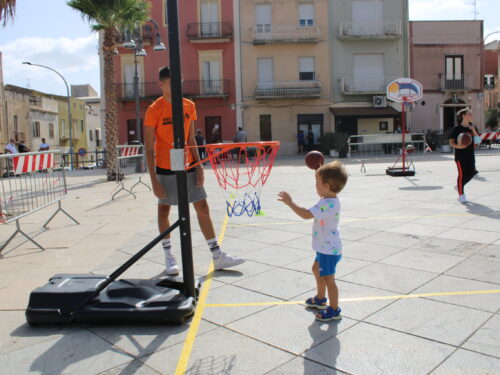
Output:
[{"xmin": 317, "ymin": 161, "xmax": 348, "ymax": 193}]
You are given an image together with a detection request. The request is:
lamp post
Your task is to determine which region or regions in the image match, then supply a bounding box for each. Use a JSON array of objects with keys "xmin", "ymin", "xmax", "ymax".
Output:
[
  {"xmin": 22, "ymin": 61, "xmax": 74, "ymax": 168},
  {"xmin": 123, "ymin": 20, "xmax": 166, "ymax": 143}
]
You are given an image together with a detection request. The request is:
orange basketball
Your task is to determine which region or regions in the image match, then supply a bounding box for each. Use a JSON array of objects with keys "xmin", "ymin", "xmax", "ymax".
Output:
[
  {"xmin": 457, "ymin": 132, "xmax": 472, "ymax": 147},
  {"xmin": 305, "ymin": 151, "xmax": 324, "ymax": 170}
]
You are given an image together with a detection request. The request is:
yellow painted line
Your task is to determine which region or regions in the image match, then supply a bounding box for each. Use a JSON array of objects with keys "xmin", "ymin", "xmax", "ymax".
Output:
[
  {"xmin": 174, "ymin": 214, "xmax": 230, "ymax": 375},
  {"xmin": 205, "ymin": 289, "xmax": 500, "ymax": 308},
  {"xmin": 227, "ymin": 211, "xmax": 500, "ymax": 227}
]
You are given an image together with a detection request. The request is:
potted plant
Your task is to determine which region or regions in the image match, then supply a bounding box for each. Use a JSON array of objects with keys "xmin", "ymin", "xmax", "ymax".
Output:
[{"xmin": 320, "ymin": 132, "xmax": 349, "ymax": 158}]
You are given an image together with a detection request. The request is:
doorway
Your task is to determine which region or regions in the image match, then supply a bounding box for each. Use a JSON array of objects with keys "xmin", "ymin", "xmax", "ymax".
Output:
[
  {"xmin": 442, "ymin": 98, "xmax": 466, "ymax": 132},
  {"xmin": 127, "ymin": 119, "xmax": 143, "ymax": 144},
  {"xmin": 298, "ymin": 114, "xmax": 323, "ymax": 152},
  {"xmin": 205, "ymin": 116, "xmax": 222, "ymax": 143},
  {"xmin": 335, "ymin": 117, "xmax": 358, "ymax": 136}
]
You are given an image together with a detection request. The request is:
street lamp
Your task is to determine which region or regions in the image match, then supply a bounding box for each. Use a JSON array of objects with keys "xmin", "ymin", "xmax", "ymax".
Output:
[
  {"xmin": 22, "ymin": 61, "xmax": 74, "ymax": 169},
  {"xmin": 123, "ymin": 20, "xmax": 166, "ymax": 143}
]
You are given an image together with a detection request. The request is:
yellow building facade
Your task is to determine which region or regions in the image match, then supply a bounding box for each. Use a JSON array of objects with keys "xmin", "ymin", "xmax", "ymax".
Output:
[{"xmin": 240, "ymin": 0, "xmax": 331, "ymax": 155}]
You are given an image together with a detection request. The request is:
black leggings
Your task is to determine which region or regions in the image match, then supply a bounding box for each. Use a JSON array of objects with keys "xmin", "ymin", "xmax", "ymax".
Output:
[{"xmin": 456, "ymin": 159, "xmax": 474, "ymax": 195}]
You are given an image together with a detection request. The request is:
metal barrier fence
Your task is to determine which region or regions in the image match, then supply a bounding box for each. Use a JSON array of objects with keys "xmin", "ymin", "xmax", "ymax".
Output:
[
  {"xmin": 112, "ymin": 144, "xmax": 151, "ymax": 200},
  {"xmin": 0, "ymin": 151, "xmax": 79, "ymax": 252},
  {"xmin": 348, "ymin": 133, "xmax": 426, "ymax": 172},
  {"xmin": 60, "ymin": 150, "xmax": 107, "ymax": 171},
  {"xmin": 478, "ymin": 132, "xmax": 500, "ymax": 153}
]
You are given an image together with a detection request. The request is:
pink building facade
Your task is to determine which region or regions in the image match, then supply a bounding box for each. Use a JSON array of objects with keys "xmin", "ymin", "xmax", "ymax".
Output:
[
  {"xmin": 409, "ymin": 21, "xmax": 485, "ymax": 133},
  {"xmin": 114, "ymin": 0, "xmax": 237, "ymax": 145}
]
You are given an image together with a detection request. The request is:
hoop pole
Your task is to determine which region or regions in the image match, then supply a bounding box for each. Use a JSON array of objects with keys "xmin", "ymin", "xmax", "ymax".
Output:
[{"xmin": 402, "ymin": 104, "xmax": 406, "ymax": 173}]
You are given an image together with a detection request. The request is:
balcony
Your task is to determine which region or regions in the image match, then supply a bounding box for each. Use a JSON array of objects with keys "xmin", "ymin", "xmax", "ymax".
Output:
[
  {"xmin": 341, "ymin": 76, "xmax": 397, "ymax": 95},
  {"xmin": 254, "ymin": 81, "xmax": 322, "ymax": 99},
  {"xmin": 117, "ymin": 83, "xmax": 162, "ymax": 101},
  {"xmin": 186, "ymin": 22, "xmax": 232, "ymax": 42},
  {"xmin": 440, "ymin": 74, "xmax": 474, "ymax": 92},
  {"xmin": 252, "ymin": 25, "xmax": 320, "ymax": 44},
  {"xmin": 183, "ymin": 80, "xmax": 230, "ymax": 98},
  {"xmin": 338, "ymin": 21, "xmax": 401, "ymax": 40}
]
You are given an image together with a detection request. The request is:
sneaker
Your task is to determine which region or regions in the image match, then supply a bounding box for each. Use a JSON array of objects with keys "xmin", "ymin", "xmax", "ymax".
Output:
[
  {"xmin": 213, "ymin": 252, "xmax": 245, "ymax": 270},
  {"xmin": 305, "ymin": 296, "xmax": 327, "ymax": 310},
  {"xmin": 458, "ymin": 194, "xmax": 468, "ymax": 204},
  {"xmin": 165, "ymin": 255, "xmax": 179, "ymax": 275},
  {"xmin": 316, "ymin": 306, "xmax": 342, "ymax": 322}
]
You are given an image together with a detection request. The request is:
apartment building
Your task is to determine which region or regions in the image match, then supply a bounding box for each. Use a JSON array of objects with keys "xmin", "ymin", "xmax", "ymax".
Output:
[
  {"xmin": 113, "ymin": 0, "xmax": 237, "ymax": 144},
  {"xmin": 239, "ymin": 0, "xmax": 330, "ymax": 154},
  {"xmin": 2, "ymin": 85, "xmax": 33, "ymax": 151},
  {"xmin": 329, "ymin": 0, "xmax": 408, "ymax": 136},
  {"xmin": 72, "ymin": 84, "xmax": 102, "ymax": 153},
  {"xmin": 410, "ymin": 21, "xmax": 484, "ymax": 133},
  {"xmin": 485, "ymin": 40, "xmax": 499, "ymax": 115}
]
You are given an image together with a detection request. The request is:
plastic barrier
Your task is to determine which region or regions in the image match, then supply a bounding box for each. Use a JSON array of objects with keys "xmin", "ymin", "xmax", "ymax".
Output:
[
  {"xmin": 0, "ymin": 151, "xmax": 79, "ymax": 252},
  {"xmin": 111, "ymin": 144, "xmax": 151, "ymax": 200}
]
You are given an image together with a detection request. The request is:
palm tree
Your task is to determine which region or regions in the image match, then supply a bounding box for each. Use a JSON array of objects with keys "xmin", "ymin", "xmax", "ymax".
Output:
[
  {"xmin": 0, "ymin": 0, "xmax": 16, "ymax": 26},
  {"xmin": 67, "ymin": 0, "xmax": 150, "ymax": 180}
]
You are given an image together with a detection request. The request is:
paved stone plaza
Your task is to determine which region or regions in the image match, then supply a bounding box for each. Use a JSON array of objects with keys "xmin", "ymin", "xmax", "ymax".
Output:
[{"xmin": 1, "ymin": 152, "xmax": 499, "ymax": 375}]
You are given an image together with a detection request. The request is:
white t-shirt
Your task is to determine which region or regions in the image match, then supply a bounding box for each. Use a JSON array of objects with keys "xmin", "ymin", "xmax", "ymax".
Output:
[
  {"xmin": 5, "ymin": 143, "xmax": 17, "ymax": 154},
  {"xmin": 39, "ymin": 143, "xmax": 50, "ymax": 150},
  {"xmin": 309, "ymin": 197, "xmax": 342, "ymax": 255}
]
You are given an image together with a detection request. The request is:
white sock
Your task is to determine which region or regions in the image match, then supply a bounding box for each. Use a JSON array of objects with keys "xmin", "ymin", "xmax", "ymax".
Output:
[
  {"xmin": 207, "ymin": 238, "xmax": 222, "ymax": 258},
  {"xmin": 162, "ymin": 238, "xmax": 173, "ymax": 257}
]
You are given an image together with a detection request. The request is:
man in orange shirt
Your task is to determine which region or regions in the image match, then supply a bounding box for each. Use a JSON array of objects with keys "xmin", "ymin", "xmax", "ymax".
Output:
[{"xmin": 144, "ymin": 66, "xmax": 244, "ymax": 275}]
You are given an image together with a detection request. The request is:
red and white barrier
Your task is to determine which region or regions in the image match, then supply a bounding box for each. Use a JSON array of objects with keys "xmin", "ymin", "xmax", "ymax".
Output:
[
  {"xmin": 12, "ymin": 153, "xmax": 54, "ymax": 174},
  {"xmin": 480, "ymin": 132, "xmax": 500, "ymax": 141},
  {"xmin": 118, "ymin": 145, "xmax": 141, "ymax": 157}
]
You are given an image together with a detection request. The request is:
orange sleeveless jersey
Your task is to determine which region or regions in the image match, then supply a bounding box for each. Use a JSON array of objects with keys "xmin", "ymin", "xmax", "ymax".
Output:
[{"xmin": 144, "ymin": 97, "xmax": 197, "ymax": 169}]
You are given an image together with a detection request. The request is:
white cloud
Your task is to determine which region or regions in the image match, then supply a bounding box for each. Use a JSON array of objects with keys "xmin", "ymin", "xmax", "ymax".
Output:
[{"xmin": 0, "ymin": 34, "xmax": 100, "ymax": 95}]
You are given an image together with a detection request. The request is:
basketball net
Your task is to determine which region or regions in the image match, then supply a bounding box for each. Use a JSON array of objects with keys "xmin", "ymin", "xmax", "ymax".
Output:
[{"xmin": 191, "ymin": 142, "xmax": 279, "ymax": 217}]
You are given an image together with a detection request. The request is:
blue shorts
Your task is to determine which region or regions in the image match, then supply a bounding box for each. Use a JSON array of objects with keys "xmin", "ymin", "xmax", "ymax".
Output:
[{"xmin": 315, "ymin": 253, "xmax": 342, "ymax": 276}]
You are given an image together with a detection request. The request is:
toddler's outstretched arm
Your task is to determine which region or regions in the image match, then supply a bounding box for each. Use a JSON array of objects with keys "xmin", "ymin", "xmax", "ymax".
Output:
[{"xmin": 278, "ymin": 191, "xmax": 314, "ymax": 220}]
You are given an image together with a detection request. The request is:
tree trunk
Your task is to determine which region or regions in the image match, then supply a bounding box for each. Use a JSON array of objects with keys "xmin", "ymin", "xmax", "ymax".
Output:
[{"xmin": 102, "ymin": 28, "xmax": 118, "ymax": 181}]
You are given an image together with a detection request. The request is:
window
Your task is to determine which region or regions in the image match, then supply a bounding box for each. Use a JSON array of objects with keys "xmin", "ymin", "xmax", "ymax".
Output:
[
  {"xmin": 256, "ymin": 4, "xmax": 271, "ymax": 33},
  {"xmin": 81, "ymin": 120, "xmax": 84, "ymax": 132},
  {"xmin": 445, "ymin": 56, "xmax": 463, "ymax": 81},
  {"xmin": 61, "ymin": 119, "xmax": 66, "ymax": 137},
  {"xmin": 95, "ymin": 129, "xmax": 101, "ymax": 147},
  {"xmin": 200, "ymin": 0, "xmax": 219, "ymax": 37},
  {"xmin": 259, "ymin": 115, "xmax": 272, "ymax": 141},
  {"xmin": 353, "ymin": 54, "xmax": 384, "ymax": 91},
  {"xmin": 32, "ymin": 121, "xmax": 40, "ymax": 138},
  {"xmin": 202, "ymin": 60, "xmax": 222, "ymax": 94},
  {"xmin": 89, "ymin": 129, "xmax": 94, "ymax": 141},
  {"xmin": 299, "ymin": 3, "xmax": 314, "ymax": 26},
  {"xmin": 352, "ymin": 0, "xmax": 383, "ymax": 35},
  {"xmin": 299, "ymin": 57, "xmax": 315, "ymax": 80},
  {"xmin": 13, "ymin": 115, "xmax": 18, "ymax": 135},
  {"xmin": 49, "ymin": 123, "xmax": 54, "ymax": 138},
  {"xmin": 258, "ymin": 58, "xmax": 274, "ymax": 83}
]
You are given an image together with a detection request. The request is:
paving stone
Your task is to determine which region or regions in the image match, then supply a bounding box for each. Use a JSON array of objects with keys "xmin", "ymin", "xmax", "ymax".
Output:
[
  {"xmin": 445, "ymin": 258, "xmax": 500, "ymax": 284},
  {"xmin": 341, "ymin": 263, "xmax": 438, "ymax": 293},
  {"xmin": 462, "ymin": 313, "xmax": 500, "ymax": 358},
  {"xmin": 366, "ymin": 298, "xmax": 492, "ymax": 346},
  {"xmin": 227, "ymin": 303, "xmax": 357, "ymax": 355},
  {"xmin": 141, "ymin": 326, "xmax": 294, "ymax": 375},
  {"xmin": 432, "ymin": 348, "xmax": 500, "ymax": 375},
  {"xmin": 267, "ymin": 357, "xmax": 340, "ymax": 375},
  {"xmin": 412, "ymin": 275, "xmax": 500, "ymax": 313},
  {"xmin": 305, "ymin": 322, "xmax": 454, "ymax": 375},
  {"xmin": 380, "ymin": 249, "xmax": 465, "ymax": 273}
]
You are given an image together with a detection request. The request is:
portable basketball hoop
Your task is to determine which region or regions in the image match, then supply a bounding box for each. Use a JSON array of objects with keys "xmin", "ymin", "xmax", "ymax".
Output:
[{"xmin": 192, "ymin": 142, "xmax": 279, "ymax": 217}]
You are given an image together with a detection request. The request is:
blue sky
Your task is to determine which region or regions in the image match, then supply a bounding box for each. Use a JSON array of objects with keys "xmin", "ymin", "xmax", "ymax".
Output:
[{"xmin": 1, "ymin": 0, "xmax": 500, "ymax": 97}]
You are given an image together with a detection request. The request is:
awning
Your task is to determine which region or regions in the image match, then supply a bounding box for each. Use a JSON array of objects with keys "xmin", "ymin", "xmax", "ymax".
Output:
[{"xmin": 330, "ymin": 106, "xmax": 401, "ymax": 118}]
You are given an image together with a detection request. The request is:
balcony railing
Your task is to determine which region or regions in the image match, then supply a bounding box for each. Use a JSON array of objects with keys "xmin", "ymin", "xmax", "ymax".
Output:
[
  {"xmin": 186, "ymin": 22, "xmax": 232, "ymax": 40},
  {"xmin": 117, "ymin": 82, "xmax": 162, "ymax": 101},
  {"xmin": 254, "ymin": 80, "xmax": 322, "ymax": 99},
  {"xmin": 440, "ymin": 74, "xmax": 473, "ymax": 91},
  {"xmin": 183, "ymin": 80, "xmax": 230, "ymax": 98},
  {"xmin": 252, "ymin": 25, "xmax": 321, "ymax": 44},
  {"xmin": 338, "ymin": 21, "xmax": 401, "ymax": 39},
  {"xmin": 341, "ymin": 76, "xmax": 398, "ymax": 95}
]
